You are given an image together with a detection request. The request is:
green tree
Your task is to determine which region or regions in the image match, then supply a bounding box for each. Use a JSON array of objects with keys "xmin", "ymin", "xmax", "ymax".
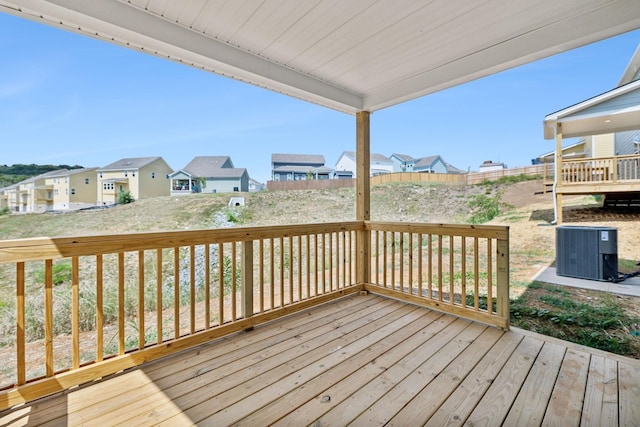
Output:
[{"xmin": 117, "ymin": 190, "xmax": 134, "ymax": 204}]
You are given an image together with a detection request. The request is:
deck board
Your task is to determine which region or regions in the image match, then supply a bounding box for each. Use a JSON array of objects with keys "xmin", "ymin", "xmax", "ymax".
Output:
[{"xmin": 2, "ymin": 293, "xmax": 639, "ymax": 426}]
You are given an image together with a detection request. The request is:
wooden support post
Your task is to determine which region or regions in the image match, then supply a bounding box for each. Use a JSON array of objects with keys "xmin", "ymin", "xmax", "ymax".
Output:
[
  {"xmin": 555, "ymin": 123, "xmax": 563, "ymax": 224},
  {"xmin": 496, "ymin": 236, "xmax": 510, "ymax": 330},
  {"xmin": 356, "ymin": 111, "xmax": 371, "ymax": 287},
  {"xmin": 241, "ymin": 240, "xmax": 254, "ymax": 327}
]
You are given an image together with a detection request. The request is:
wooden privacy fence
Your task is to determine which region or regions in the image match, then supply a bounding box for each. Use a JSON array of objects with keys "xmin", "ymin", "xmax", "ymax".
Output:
[
  {"xmin": 0, "ymin": 221, "xmax": 509, "ymax": 409},
  {"xmin": 370, "ymin": 172, "xmax": 466, "ymax": 185}
]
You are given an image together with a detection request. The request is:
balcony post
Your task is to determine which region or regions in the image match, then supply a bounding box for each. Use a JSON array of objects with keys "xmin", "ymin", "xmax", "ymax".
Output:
[
  {"xmin": 356, "ymin": 111, "xmax": 371, "ymax": 286},
  {"xmin": 496, "ymin": 236, "xmax": 510, "ymax": 330},
  {"xmin": 241, "ymin": 240, "xmax": 254, "ymax": 321},
  {"xmin": 555, "ymin": 123, "xmax": 563, "ymax": 224}
]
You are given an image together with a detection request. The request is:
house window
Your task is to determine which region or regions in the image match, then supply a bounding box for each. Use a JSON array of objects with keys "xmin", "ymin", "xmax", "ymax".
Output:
[
  {"xmin": 65, "ymin": 189, "xmax": 68, "ymax": 195},
  {"xmin": 233, "ymin": 186, "xmax": 239, "ymax": 192},
  {"xmin": 84, "ymin": 178, "xmax": 90, "ymax": 184},
  {"xmin": 132, "ymin": 172, "xmax": 135, "ymax": 177},
  {"xmin": 71, "ymin": 188, "xmax": 76, "ymax": 195},
  {"xmin": 54, "ymin": 189, "xmax": 59, "ymax": 195},
  {"xmin": 124, "ymin": 172, "xmax": 128, "ymax": 177},
  {"xmin": 99, "ymin": 172, "xmax": 103, "ymax": 178},
  {"xmin": 103, "ymin": 183, "xmax": 114, "ymax": 190},
  {"xmin": 151, "ymin": 172, "xmax": 155, "ymax": 179}
]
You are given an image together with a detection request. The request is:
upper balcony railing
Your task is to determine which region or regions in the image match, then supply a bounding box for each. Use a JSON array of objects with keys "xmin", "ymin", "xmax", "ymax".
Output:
[
  {"xmin": 0, "ymin": 221, "xmax": 508, "ymax": 410},
  {"xmin": 556, "ymin": 154, "xmax": 640, "ymax": 186}
]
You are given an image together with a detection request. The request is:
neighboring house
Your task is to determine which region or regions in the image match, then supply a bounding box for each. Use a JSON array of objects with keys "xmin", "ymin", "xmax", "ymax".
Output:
[
  {"xmin": 43, "ymin": 168, "xmax": 99, "ymax": 211},
  {"xmin": 391, "ymin": 153, "xmax": 463, "ymax": 174},
  {"xmin": 249, "ymin": 178, "xmax": 265, "ymax": 192},
  {"xmin": 97, "ymin": 157, "xmax": 172, "ymax": 205},
  {"xmin": 478, "ymin": 160, "xmax": 505, "ymax": 172},
  {"xmin": 542, "ymin": 44, "xmax": 640, "ymax": 222},
  {"xmin": 535, "ymin": 140, "xmax": 588, "ymax": 164},
  {"xmin": 413, "ymin": 155, "xmax": 448, "ymax": 173},
  {"xmin": 335, "ymin": 151, "xmax": 393, "ymax": 177},
  {"xmin": 3, "ymin": 169, "xmax": 66, "ymax": 213},
  {"xmin": 169, "ymin": 156, "xmax": 248, "ymax": 193},
  {"xmin": 271, "ymin": 154, "xmax": 331, "ymax": 181}
]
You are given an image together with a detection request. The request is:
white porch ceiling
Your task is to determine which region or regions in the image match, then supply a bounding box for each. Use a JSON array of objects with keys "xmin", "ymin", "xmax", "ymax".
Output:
[{"xmin": 2, "ymin": 0, "xmax": 640, "ymax": 114}]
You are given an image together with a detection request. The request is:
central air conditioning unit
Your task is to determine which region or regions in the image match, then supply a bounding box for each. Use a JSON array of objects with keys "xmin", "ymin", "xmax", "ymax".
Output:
[{"xmin": 556, "ymin": 226, "xmax": 618, "ymax": 281}]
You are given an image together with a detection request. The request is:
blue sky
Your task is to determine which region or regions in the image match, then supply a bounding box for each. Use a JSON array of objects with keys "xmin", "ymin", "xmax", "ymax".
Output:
[{"xmin": 1, "ymin": 12, "xmax": 639, "ymax": 183}]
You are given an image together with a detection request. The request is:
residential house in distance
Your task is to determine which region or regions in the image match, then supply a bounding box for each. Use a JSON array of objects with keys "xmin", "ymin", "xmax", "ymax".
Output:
[
  {"xmin": 43, "ymin": 168, "xmax": 98, "ymax": 211},
  {"xmin": 335, "ymin": 151, "xmax": 393, "ymax": 177},
  {"xmin": 2, "ymin": 169, "xmax": 70, "ymax": 213},
  {"xmin": 97, "ymin": 157, "xmax": 172, "ymax": 205},
  {"xmin": 391, "ymin": 153, "xmax": 464, "ymax": 174},
  {"xmin": 169, "ymin": 156, "xmax": 249, "ymax": 194},
  {"xmin": 478, "ymin": 160, "xmax": 506, "ymax": 172},
  {"xmin": 271, "ymin": 154, "xmax": 333, "ymax": 181},
  {"xmin": 249, "ymin": 178, "xmax": 265, "ymax": 192}
]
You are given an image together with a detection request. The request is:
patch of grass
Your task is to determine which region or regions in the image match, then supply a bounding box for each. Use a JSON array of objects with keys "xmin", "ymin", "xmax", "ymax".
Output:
[
  {"xmin": 510, "ymin": 282, "xmax": 640, "ymax": 357},
  {"xmin": 479, "ymin": 174, "xmax": 542, "ymax": 186},
  {"xmin": 467, "ymin": 190, "xmax": 512, "ymax": 224}
]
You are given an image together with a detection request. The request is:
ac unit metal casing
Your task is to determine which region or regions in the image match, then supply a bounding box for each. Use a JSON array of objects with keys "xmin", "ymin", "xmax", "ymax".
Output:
[{"xmin": 556, "ymin": 226, "xmax": 618, "ymax": 281}]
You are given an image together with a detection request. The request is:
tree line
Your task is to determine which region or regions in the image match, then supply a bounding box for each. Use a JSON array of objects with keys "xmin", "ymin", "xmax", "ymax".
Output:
[{"xmin": 0, "ymin": 163, "xmax": 84, "ymax": 188}]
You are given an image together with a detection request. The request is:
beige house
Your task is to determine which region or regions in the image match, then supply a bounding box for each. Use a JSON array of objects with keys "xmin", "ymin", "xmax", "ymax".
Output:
[
  {"xmin": 44, "ymin": 168, "xmax": 98, "ymax": 211},
  {"xmin": 0, "ymin": 168, "xmax": 98, "ymax": 212},
  {"xmin": 2, "ymin": 170, "xmax": 65, "ymax": 213},
  {"xmin": 97, "ymin": 157, "xmax": 173, "ymax": 205}
]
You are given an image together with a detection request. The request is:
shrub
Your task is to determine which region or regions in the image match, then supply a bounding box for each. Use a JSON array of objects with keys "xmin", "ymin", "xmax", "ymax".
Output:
[
  {"xmin": 117, "ymin": 190, "xmax": 134, "ymax": 205},
  {"xmin": 0, "ymin": 207, "xmax": 10, "ymax": 216},
  {"xmin": 467, "ymin": 191, "xmax": 505, "ymax": 224}
]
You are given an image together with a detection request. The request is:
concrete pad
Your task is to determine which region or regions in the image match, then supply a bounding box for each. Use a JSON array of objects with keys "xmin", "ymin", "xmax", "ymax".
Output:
[{"xmin": 532, "ymin": 266, "xmax": 640, "ymax": 297}]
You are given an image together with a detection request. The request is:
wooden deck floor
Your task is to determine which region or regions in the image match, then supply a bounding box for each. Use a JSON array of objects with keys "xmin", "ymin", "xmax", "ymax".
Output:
[{"xmin": 2, "ymin": 293, "xmax": 639, "ymax": 426}]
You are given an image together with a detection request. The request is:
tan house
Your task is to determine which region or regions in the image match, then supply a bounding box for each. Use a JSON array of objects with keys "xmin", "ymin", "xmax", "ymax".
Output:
[
  {"xmin": 0, "ymin": 168, "xmax": 98, "ymax": 212},
  {"xmin": 3, "ymin": 169, "xmax": 65, "ymax": 213},
  {"xmin": 97, "ymin": 157, "xmax": 173, "ymax": 205},
  {"xmin": 44, "ymin": 168, "xmax": 98, "ymax": 211}
]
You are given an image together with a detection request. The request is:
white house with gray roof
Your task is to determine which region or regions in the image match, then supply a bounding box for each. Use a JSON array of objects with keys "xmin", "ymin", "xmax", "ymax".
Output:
[
  {"xmin": 391, "ymin": 153, "xmax": 464, "ymax": 174},
  {"xmin": 335, "ymin": 151, "xmax": 393, "ymax": 178},
  {"xmin": 169, "ymin": 156, "xmax": 249, "ymax": 194},
  {"xmin": 97, "ymin": 157, "xmax": 172, "ymax": 205},
  {"xmin": 271, "ymin": 154, "xmax": 332, "ymax": 181}
]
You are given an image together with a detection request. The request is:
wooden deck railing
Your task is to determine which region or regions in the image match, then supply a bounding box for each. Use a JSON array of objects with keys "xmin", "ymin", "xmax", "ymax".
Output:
[
  {"xmin": 559, "ymin": 154, "xmax": 640, "ymax": 185},
  {"xmin": 364, "ymin": 222, "xmax": 509, "ymax": 330},
  {"xmin": 0, "ymin": 220, "xmax": 509, "ymax": 410}
]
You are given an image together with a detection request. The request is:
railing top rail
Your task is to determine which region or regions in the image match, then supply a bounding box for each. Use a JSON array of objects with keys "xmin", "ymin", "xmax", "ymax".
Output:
[
  {"xmin": 563, "ymin": 154, "xmax": 640, "ymax": 163},
  {"xmin": 0, "ymin": 221, "xmax": 364, "ymax": 263},
  {"xmin": 365, "ymin": 221, "xmax": 509, "ymax": 240}
]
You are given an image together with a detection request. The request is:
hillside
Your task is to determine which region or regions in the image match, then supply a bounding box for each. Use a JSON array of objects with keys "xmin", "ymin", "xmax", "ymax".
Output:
[{"xmin": 1, "ymin": 180, "xmax": 639, "ymax": 283}]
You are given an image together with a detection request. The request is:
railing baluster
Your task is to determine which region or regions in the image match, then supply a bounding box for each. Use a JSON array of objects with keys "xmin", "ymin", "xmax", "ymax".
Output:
[
  {"xmin": 297, "ymin": 235, "xmax": 303, "ymax": 301},
  {"xmin": 155, "ymin": 249, "xmax": 162, "ymax": 342},
  {"xmin": 45, "ymin": 259, "xmax": 54, "ymax": 376},
  {"xmin": 474, "ymin": 238, "xmax": 479, "ymax": 310},
  {"xmin": 306, "ymin": 234, "xmax": 311, "ymax": 298},
  {"xmin": 408, "ymin": 232, "xmax": 414, "ymax": 295},
  {"xmin": 189, "ymin": 246, "xmax": 195, "ymax": 333},
  {"xmin": 428, "ymin": 234, "xmax": 432, "ymax": 299},
  {"xmin": 449, "ymin": 235, "xmax": 454, "ymax": 305},
  {"xmin": 487, "ymin": 239, "xmax": 493, "ymax": 314},
  {"xmin": 383, "ymin": 231, "xmax": 388, "ymax": 288},
  {"xmin": 259, "ymin": 239, "xmax": 265, "ymax": 313},
  {"xmin": 72, "ymin": 256, "xmax": 80, "ymax": 368},
  {"xmin": 437, "ymin": 235, "xmax": 443, "ymax": 301},
  {"xmin": 461, "ymin": 237, "xmax": 467, "ymax": 308},
  {"xmin": 279, "ymin": 237, "xmax": 284, "ymax": 308},
  {"xmin": 399, "ymin": 232, "xmax": 404, "ymax": 292},
  {"xmin": 219, "ymin": 242, "xmax": 224, "ymax": 324},
  {"xmin": 232, "ymin": 242, "xmax": 237, "ymax": 320},
  {"xmin": 289, "ymin": 236, "xmax": 294, "ymax": 304},
  {"xmin": 417, "ymin": 233, "xmax": 423, "ymax": 297},
  {"xmin": 269, "ymin": 238, "xmax": 274, "ymax": 309},
  {"xmin": 16, "ymin": 262, "xmax": 25, "ymax": 385},
  {"xmin": 205, "ymin": 244, "xmax": 211, "ymax": 329},
  {"xmin": 321, "ymin": 234, "xmax": 326, "ymax": 293},
  {"xmin": 97, "ymin": 254, "xmax": 104, "ymax": 360},
  {"xmin": 173, "ymin": 248, "xmax": 179, "ymax": 339},
  {"xmin": 139, "ymin": 250, "xmax": 146, "ymax": 348},
  {"xmin": 118, "ymin": 252, "xmax": 125, "ymax": 354}
]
